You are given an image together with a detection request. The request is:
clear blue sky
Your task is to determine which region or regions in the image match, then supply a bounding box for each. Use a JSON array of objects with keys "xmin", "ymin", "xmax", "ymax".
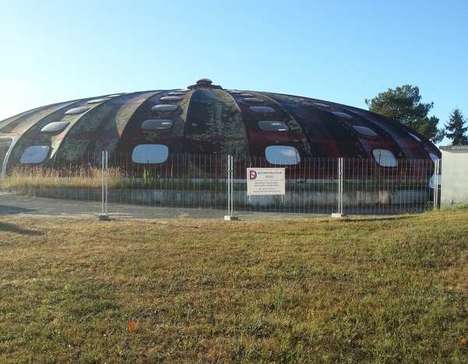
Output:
[{"xmin": 0, "ymin": 0, "xmax": 467, "ymax": 144}]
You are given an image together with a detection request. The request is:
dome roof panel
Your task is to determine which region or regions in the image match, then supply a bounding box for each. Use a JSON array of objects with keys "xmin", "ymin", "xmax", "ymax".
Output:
[{"xmin": 0, "ymin": 81, "xmax": 440, "ymax": 172}]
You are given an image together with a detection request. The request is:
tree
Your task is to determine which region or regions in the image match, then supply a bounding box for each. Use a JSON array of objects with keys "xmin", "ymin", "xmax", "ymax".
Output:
[
  {"xmin": 366, "ymin": 85, "xmax": 443, "ymax": 142},
  {"xmin": 445, "ymin": 109, "xmax": 468, "ymax": 145}
]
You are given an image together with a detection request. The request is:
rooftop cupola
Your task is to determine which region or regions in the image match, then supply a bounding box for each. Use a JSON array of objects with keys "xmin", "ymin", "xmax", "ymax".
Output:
[{"xmin": 188, "ymin": 78, "xmax": 222, "ymax": 90}]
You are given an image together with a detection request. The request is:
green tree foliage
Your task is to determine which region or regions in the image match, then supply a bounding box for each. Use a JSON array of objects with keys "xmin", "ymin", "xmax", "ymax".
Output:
[
  {"xmin": 366, "ymin": 85, "xmax": 443, "ymax": 142},
  {"xmin": 445, "ymin": 109, "xmax": 468, "ymax": 145}
]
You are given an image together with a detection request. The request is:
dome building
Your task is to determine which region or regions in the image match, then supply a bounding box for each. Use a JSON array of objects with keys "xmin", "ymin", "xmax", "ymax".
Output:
[{"xmin": 0, "ymin": 79, "xmax": 440, "ymax": 175}]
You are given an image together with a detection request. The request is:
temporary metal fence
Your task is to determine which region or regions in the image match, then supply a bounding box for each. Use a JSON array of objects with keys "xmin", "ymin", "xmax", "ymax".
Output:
[
  {"xmin": 337, "ymin": 157, "xmax": 344, "ymax": 216},
  {"xmin": 0, "ymin": 151, "xmax": 440, "ymax": 217},
  {"xmin": 99, "ymin": 150, "xmax": 109, "ymax": 219},
  {"xmin": 225, "ymin": 154, "xmax": 235, "ymax": 219},
  {"xmin": 433, "ymin": 158, "xmax": 441, "ymax": 210}
]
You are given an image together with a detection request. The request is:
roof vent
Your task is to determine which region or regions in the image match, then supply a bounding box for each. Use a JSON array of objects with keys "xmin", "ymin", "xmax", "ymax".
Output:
[
  {"xmin": 313, "ymin": 102, "xmax": 330, "ymax": 108},
  {"xmin": 250, "ymin": 106, "xmax": 275, "ymax": 113},
  {"xmin": 41, "ymin": 121, "xmax": 70, "ymax": 134},
  {"xmin": 87, "ymin": 98, "xmax": 109, "ymax": 104},
  {"xmin": 242, "ymin": 97, "xmax": 264, "ymax": 103},
  {"xmin": 332, "ymin": 111, "xmax": 353, "ymax": 119},
  {"xmin": 151, "ymin": 104, "xmax": 180, "ymax": 113},
  {"xmin": 160, "ymin": 96, "xmax": 183, "ymax": 102},
  {"xmin": 142, "ymin": 119, "xmax": 174, "ymax": 131},
  {"xmin": 65, "ymin": 106, "xmax": 90, "ymax": 115},
  {"xmin": 167, "ymin": 91, "xmax": 187, "ymax": 96}
]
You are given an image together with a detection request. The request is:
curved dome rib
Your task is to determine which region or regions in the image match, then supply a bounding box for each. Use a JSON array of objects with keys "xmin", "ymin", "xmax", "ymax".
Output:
[
  {"xmin": 116, "ymin": 90, "xmax": 190, "ymax": 157},
  {"xmin": 54, "ymin": 92, "xmax": 159, "ymax": 162},
  {"xmin": 265, "ymin": 93, "xmax": 368, "ymax": 158},
  {"xmin": 251, "ymin": 91, "xmax": 312, "ymax": 157},
  {"xmin": 343, "ymin": 105, "xmax": 432, "ymax": 159},
  {"xmin": 185, "ymin": 88, "xmax": 249, "ymax": 155},
  {"xmin": 2, "ymin": 100, "xmax": 82, "ymax": 173}
]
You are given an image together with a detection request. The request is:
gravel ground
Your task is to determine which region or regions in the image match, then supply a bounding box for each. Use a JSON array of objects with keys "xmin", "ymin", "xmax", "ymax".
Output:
[{"xmin": 0, "ymin": 192, "xmax": 324, "ymax": 220}]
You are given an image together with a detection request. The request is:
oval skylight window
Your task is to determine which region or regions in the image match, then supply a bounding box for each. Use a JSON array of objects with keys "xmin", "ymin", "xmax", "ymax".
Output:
[
  {"xmin": 265, "ymin": 145, "xmax": 301, "ymax": 165},
  {"xmin": 167, "ymin": 91, "xmax": 187, "ymax": 96},
  {"xmin": 353, "ymin": 125, "xmax": 378, "ymax": 137},
  {"xmin": 141, "ymin": 119, "xmax": 174, "ymax": 131},
  {"xmin": 160, "ymin": 96, "xmax": 183, "ymax": 102},
  {"xmin": 40, "ymin": 121, "xmax": 70, "ymax": 134},
  {"xmin": 258, "ymin": 121, "xmax": 289, "ymax": 132},
  {"xmin": 250, "ymin": 106, "xmax": 275, "ymax": 113},
  {"xmin": 132, "ymin": 144, "xmax": 169, "ymax": 164},
  {"xmin": 372, "ymin": 149, "xmax": 398, "ymax": 167},
  {"xmin": 20, "ymin": 145, "xmax": 50, "ymax": 164},
  {"xmin": 332, "ymin": 111, "xmax": 353, "ymax": 119},
  {"xmin": 151, "ymin": 104, "xmax": 180, "ymax": 113},
  {"xmin": 313, "ymin": 102, "xmax": 330, "ymax": 108},
  {"xmin": 65, "ymin": 106, "xmax": 90, "ymax": 115},
  {"xmin": 87, "ymin": 98, "xmax": 109, "ymax": 104},
  {"xmin": 242, "ymin": 98, "xmax": 264, "ymax": 103}
]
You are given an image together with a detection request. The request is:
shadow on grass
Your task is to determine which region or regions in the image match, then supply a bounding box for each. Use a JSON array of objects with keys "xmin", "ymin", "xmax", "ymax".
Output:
[
  {"xmin": 0, "ymin": 204, "xmax": 36, "ymax": 216},
  {"xmin": 342, "ymin": 215, "xmax": 417, "ymax": 223},
  {"xmin": 0, "ymin": 221, "xmax": 43, "ymax": 236}
]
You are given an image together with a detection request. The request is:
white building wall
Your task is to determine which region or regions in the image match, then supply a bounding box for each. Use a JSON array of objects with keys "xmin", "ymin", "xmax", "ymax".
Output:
[{"xmin": 441, "ymin": 149, "xmax": 468, "ymax": 206}]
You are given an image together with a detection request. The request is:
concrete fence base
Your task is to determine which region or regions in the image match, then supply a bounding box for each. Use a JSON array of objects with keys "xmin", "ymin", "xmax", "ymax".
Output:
[{"xmin": 8, "ymin": 186, "xmax": 432, "ymax": 210}]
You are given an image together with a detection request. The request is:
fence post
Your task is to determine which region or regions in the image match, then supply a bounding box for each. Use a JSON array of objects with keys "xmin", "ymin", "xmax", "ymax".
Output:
[
  {"xmin": 99, "ymin": 150, "xmax": 110, "ymax": 220},
  {"xmin": 224, "ymin": 154, "xmax": 237, "ymax": 221},
  {"xmin": 332, "ymin": 157, "xmax": 345, "ymax": 218},
  {"xmin": 433, "ymin": 158, "xmax": 441, "ymax": 210}
]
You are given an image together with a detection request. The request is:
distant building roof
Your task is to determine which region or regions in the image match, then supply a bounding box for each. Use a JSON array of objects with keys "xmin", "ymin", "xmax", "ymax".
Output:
[{"xmin": 440, "ymin": 145, "xmax": 468, "ymax": 152}]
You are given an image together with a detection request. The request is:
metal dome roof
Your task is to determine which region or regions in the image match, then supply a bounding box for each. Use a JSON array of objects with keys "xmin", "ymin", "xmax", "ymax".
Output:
[{"xmin": 0, "ymin": 79, "xmax": 440, "ymax": 173}]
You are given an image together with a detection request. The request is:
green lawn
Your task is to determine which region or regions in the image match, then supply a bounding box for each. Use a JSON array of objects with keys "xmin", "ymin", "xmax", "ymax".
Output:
[{"xmin": 0, "ymin": 211, "xmax": 466, "ymax": 363}]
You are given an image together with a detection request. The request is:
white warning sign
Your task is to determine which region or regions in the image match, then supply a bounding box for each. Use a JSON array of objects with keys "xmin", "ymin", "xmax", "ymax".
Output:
[{"xmin": 247, "ymin": 168, "xmax": 285, "ymax": 196}]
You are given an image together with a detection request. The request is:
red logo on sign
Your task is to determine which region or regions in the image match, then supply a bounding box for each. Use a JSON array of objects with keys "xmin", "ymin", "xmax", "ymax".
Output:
[{"xmin": 249, "ymin": 170, "xmax": 257, "ymax": 180}]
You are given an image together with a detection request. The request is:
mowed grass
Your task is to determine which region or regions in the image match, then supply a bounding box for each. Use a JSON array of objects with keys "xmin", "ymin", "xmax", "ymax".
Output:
[{"xmin": 0, "ymin": 211, "xmax": 466, "ymax": 363}]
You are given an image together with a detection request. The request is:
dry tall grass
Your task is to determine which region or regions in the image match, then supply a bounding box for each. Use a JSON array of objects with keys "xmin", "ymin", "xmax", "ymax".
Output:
[{"xmin": 0, "ymin": 166, "xmax": 127, "ymax": 190}]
